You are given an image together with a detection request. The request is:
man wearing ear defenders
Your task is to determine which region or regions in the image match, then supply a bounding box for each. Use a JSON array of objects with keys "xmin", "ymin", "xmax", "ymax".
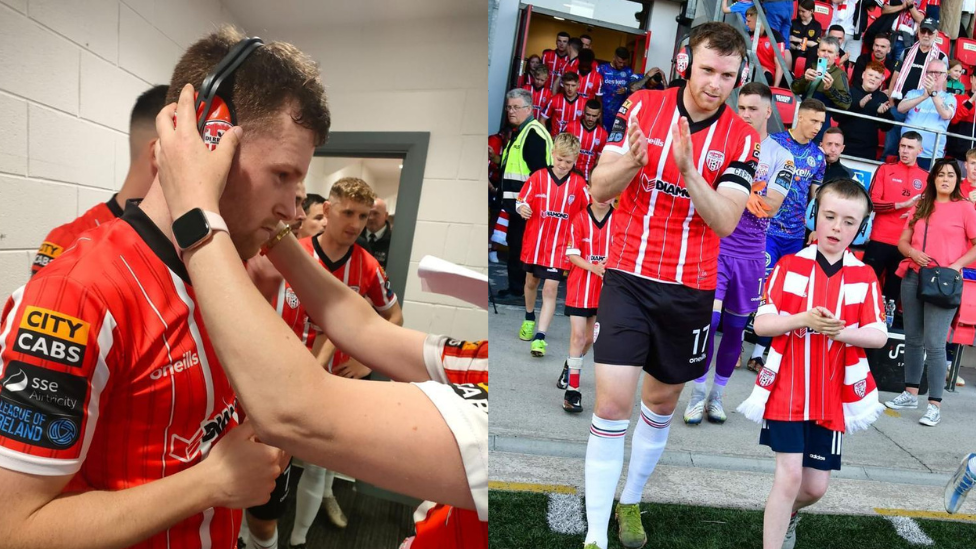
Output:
[
  {"xmin": 0, "ymin": 27, "xmax": 331, "ymax": 549},
  {"xmin": 31, "ymin": 85, "xmax": 169, "ymax": 276}
]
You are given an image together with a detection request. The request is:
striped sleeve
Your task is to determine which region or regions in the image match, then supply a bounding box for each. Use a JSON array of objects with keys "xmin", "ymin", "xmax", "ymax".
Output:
[{"xmin": 716, "ymin": 125, "xmax": 761, "ymax": 195}]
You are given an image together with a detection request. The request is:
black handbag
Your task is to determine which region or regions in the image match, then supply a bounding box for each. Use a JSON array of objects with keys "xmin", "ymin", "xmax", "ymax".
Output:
[{"xmin": 916, "ymin": 220, "xmax": 963, "ymax": 309}]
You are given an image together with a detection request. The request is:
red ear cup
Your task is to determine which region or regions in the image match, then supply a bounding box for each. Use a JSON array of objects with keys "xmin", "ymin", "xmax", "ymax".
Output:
[{"xmin": 194, "ymin": 92, "xmax": 234, "ymax": 151}]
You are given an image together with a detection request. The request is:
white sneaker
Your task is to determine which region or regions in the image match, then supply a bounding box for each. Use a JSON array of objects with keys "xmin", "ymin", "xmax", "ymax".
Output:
[
  {"xmin": 884, "ymin": 391, "xmax": 918, "ymax": 410},
  {"xmin": 919, "ymin": 403, "xmax": 941, "ymax": 426},
  {"xmin": 323, "ymin": 496, "xmax": 348, "ymax": 528},
  {"xmin": 945, "ymin": 453, "xmax": 976, "ymax": 514},
  {"xmin": 488, "ymin": 251, "xmax": 499, "ymax": 264},
  {"xmin": 683, "ymin": 398, "xmax": 705, "ymax": 425},
  {"xmin": 782, "ymin": 513, "xmax": 800, "ymax": 549},
  {"xmin": 706, "ymin": 396, "xmax": 727, "ymax": 424}
]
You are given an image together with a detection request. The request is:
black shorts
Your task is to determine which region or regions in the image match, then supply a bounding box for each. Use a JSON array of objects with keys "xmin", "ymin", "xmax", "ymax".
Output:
[
  {"xmin": 247, "ymin": 458, "xmax": 293, "ymax": 521},
  {"xmin": 760, "ymin": 420, "xmax": 843, "ymax": 471},
  {"xmin": 523, "ymin": 262, "xmax": 566, "ymax": 281},
  {"xmin": 593, "ymin": 269, "xmax": 715, "ymax": 384},
  {"xmin": 565, "ymin": 305, "xmax": 598, "ymax": 317}
]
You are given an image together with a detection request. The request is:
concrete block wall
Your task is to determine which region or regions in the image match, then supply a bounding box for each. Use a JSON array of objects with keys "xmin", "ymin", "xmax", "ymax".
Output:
[
  {"xmin": 275, "ymin": 15, "xmax": 489, "ymax": 341},
  {"xmin": 0, "ymin": 0, "xmax": 238, "ymax": 298}
]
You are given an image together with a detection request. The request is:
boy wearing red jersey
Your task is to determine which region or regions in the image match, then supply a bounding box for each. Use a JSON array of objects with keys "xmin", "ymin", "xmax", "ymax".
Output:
[
  {"xmin": 737, "ymin": 179, "xmax": 887, "ymax": 549},
  {"xmin": 517, "ymin": 133, "xmax": 589, "ymax": 358},
  {"xmin": 556, "ymin": 191, "xmax": 613, "ymax": 413}
]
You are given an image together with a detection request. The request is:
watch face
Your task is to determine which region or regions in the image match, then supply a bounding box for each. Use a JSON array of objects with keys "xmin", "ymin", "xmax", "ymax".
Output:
[{"xmin": 173, "ymin": 208, "xmax": 212, "ymax": 250}]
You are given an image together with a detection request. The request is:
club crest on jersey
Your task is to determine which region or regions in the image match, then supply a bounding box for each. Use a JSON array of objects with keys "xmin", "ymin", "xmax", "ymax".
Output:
[
  {"xmin": 285, "ymin": 287, "xmax": 300, "ymax": 309},
  {"xmin": 758, "ymin": 367, "xmax": 776, "ymax": 387},
  {"xmin": 854, "ymin": 379, "xmax": 867, "ymax": 398},
  {"xmin": 913, "ymin": 179, "xmax": 923, "ymax": 190},
  {"xmin": 705, "ymin": 150, "xmax": 725, "ymax": 172},
  {"xmin": 807, "ymin": 156, "xmax": 818, "ymax": 168},
  {"xmin": 568, "ymin": 195, "xmax": 576, "ymax": 205}
]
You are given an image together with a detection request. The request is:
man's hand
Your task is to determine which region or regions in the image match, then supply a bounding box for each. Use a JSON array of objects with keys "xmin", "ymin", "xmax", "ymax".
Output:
[
  {"xmin": 805, "ymin": 68, "xmax": 819, "ymax": 82},
  {"xmin": 898, "ymin": 193, "xmax": 921, "ymax": 209},
  {"xmin": 616, "ymin": 86, "xmax": 627, "ymax": 95},
  {"xmin": 153, "ymin": 83, "xmax": 242, "ymax": 219},
  {"xmin": 805, "ymin": 307, "xmax": 846, "ymax": 337},
  {"xmin": 333, "ymin": 358, "xmax": 372, "ymax": 379},
  {"xmin": 822, "ymin": 71, "xmax": 834, "ymax": 90},
  {"xmin": 517, "ymin": 203, "xmax": 533, "ymax": 219},
  {"xmin": 746, "ymin": 180, "xmax": 772, "ymax": 218},
  {"xmin": 625, "ymin": 117, "xmax": 649, "ymax": 169},
  {"xmin": 591, "ymin": 261, "xmax": 606, "ymax": 277},
  {"xmin": 806, "ymin": 232, "xmax": 817, "ymax": 245},
  {"xmin": 922, "ymin": 75, "xmax": 935, "ymax": 94},
  {"xmin": 968, "ymin": 189, "xmax": 976, "ymax": 203},
  {"xmin": 202, "ymin": 422, "xmax": 284, "ymax": 509},
  {"xmin": 670, "ymin": 117, "xmax": 694, "ymax": 175},
  {"xmin": 877, "ymin": 102, "xmax": 891, "ymax": 114}
]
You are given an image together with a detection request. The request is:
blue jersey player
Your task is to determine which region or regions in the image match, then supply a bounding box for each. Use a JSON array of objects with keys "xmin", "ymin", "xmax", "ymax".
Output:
[{"xmin": 596, "ymin": 47, "xmax": 640, "ymax": 131}]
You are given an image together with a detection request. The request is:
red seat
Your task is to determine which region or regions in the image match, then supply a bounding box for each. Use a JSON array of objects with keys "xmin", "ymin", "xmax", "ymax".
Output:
[
  {"xmin": 794, "ymin": 55, "xmax": 807, "ymax": 80},
  {"xmin": 770, "ymin": 87, "xmax": 799, "ymax": 126},
  {"xmin": 793, "ymin": 0, "xmax": 798, "ymax": 19},
  {"xmin": 957, "ymin": 38, "xmax": 976, "ymax": 67},
  {"xmin": 935, "ymin": 31, "xmax": 951, "ymax": 57},
  {"xmin": 949, "ymin": 279, "xmax": 976, "ymax": 345},
  {"xmin": 813, "ymin": 2, "xmax": 833, "ymax": 31}
]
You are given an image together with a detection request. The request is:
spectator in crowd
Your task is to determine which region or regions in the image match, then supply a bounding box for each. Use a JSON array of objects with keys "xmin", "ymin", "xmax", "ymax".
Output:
[
  {"xmin": 790, "ymin": 0, "xmax": 823, "ymax": 72},
  {"xmin": 824, "ymin": 25, "xmax": 851, "ymax": 66},
  {"xmin": 962, "ymin": 149, "xmax": 976, "ymax": 201},
  {"xmin": 850, "ymin": 33, "xmax": 896, "ymax": 90},
  {"xmin": 965, "ymin": 2, "xmax": 976, "ymax": 37},
  {"xmin": 543, "ymin": 31, "xmax": 572, "ymax": 90},
  {"xmin": 883, "ymin": 17, "xmax": 947, "ymax": 159},
  {"xmin": 897, "ymin": 58, "xmax": 956, "ymax": 170},
  {"xmin": 828, "ymin": 0, "xmax": 860, "ymax": 62},
  {"xmin": 747, "ymin": 5, "xmax": 788, "ymax": 86},
  {"xmin": 498, "ymin": 88, "xmax": 553, "ymax": 299},
  {"xmin": 519, "ymin": 54, "xmax": 542, "ymax": 88},
  {"xmin": 792, "ymin": 35, "xmax": 852, "ymax": 141},
  {"xmin": 863, "ymin": 132, "xmax": 927, "ymax": 304},
  {"xmin": 581, "ymin": 34, "xmax": 592, "ymax": 49},
  {"xmin": 947, "ymin": 70, "xmax": 976, "ymax": 159},
  {"xmin": 837, "ymin": 61, "xmax": 895, "ymax": 159},
  {"xmin": 822, "ymin": 127, "xmax": 855, "ymax": 181},
  {"xmin": 887, "ymin": 158, "xmax": 976, "ymax": 427},
  {"xmin": 868, "ymin": 0, "xmax": 925, "ymax": 65},
  {"xmin": 523, "ymin": 65, "xmax": 553, "ymax": 120},
  {"xmin": 947, "ymin": 59, "xmax": 967, "ymax": 94},
  {"xmin": 543, "ymin": 71, "xmax": 585, "ymax": 136},
  {"xmin": 358, "ymin": 198, "xmax": 393, "ymax": 269},
  {"xmin": 596, "ymin": 47, "xmax": 639, "ymax": 131},
  {"xmin": 762, "ymin": 0, "xmax": 796, "ymax": 47},
  {"xmin": 576, "ymin": 49, "xmax": 604, "ymax": 99},
  {"xmin": 722, "ymin": 0, "xmax": 755, "ymax": 25}
]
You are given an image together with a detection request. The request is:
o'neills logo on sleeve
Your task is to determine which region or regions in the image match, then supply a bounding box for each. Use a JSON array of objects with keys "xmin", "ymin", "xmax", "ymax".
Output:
[
  {"xmin": 14, "ymin": 307, "xmax": 89, "ymax": 368},
  {"xmin": 33, "ymin": 242, "xmax": 63, "ymax": 269}
]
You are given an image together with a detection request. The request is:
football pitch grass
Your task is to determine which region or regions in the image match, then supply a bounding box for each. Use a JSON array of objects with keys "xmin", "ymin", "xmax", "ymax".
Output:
[{"xmin": 489, "ymin": 489, "xmax": 976, "ymax": 549}]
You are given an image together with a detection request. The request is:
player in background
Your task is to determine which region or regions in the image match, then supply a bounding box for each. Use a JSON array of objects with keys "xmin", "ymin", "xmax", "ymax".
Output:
[
  {"xmin": 582, "ymin": 22, "xmax": 759, "ymax": 549},
  {"xmin": 596, "ymin": 47, "xmax": 640, "ymax": 132},
  {"xmin": 747, "ymin": 99, "xmax": 826, "ymax": 373},
  {"xmin": 542, "ymin": 31, "xmax": 572, "ymax": 91},
  {"xmin": 32, "ymin": 85, "xmax": 168, "ymax": 275},
  {"xmin": 556, "ymin": 190, "xmax": 614, "ymax": 413},
  {"xmin": 517, "ymin": 133, "xmax": 589, "ymax": 357},
  {"xmin": 576, "ymin": 49, "xmax": 604, "ymax": 100},
  {"xmin": 298, "ymin": 193, "xmax": 328, "ymax": 239},
  {"xmin": 684, "ymin": 82, "xmax": 792, "ymax": 425},
  {"xmin": 565, "ymin": 100, "xmax": 608, "ymax": 181},
  {"xmin": 946, "ymin": 452, "xmax": 976, "ymax": 514},
  {"xmin": 543, "ymin": 72, "xmax": 585, "ymax": 137},
  {"xmin": 737, "ymin": 179, "xmax": 886, "ymax": 549},
  {"xmin": 288, "ymin": 177, "xmax": 403, "ymax": 547},
  {"xmin": 523, "ymin": 65, "xmax": 553, "ymax": 120}
]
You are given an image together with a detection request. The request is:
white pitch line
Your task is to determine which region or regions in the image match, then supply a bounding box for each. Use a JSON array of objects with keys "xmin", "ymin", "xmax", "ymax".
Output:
[
  {"xmin": 884, "ymin": 516, "xmax": 934, "ymax": 546},
  {"xmin": 547, "ymin": 492, "xmax": 586, "ymax": 535}
]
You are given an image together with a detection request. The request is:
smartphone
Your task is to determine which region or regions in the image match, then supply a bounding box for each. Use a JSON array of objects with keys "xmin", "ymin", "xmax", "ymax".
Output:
[{"xmin": 816, "ymin": 57, "xmax": 828, "ymax": 78}]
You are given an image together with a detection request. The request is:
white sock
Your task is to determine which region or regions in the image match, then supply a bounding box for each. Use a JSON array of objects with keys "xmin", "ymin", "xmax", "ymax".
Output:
[
  {"xmin": 691, "ymin": 380, "xmax": 707, "ymax": 402},
  {"xmin": 290, "ymin": 464, "xmax": 327, "ymax": 545},
  {"xmin": 619, "ymin": 402, "xmax": 673, "ymax": 505},
  {"xmin": 247, "ymin": 528, "xmax": 277, "ymax": 549},
  {"xmin": 583, "ymin": 415, "xmax": 629, "ymax": 549},
  {"xmin": 968, "ymin": 456, "xmax": 976, "ymax": 476},
  {"xmin": 751, "ymin": 344, "xmax": 767, "ymax": 360},
  {"xmin": 323, "ymin": 469, "xmax": 336, "ymax": 499}
]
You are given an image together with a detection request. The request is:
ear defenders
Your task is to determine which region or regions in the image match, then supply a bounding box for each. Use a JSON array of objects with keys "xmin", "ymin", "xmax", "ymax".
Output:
[
  {"xmin": 193, "ymin": 36, "xmax": 264, "ymax": 150},
  {"xmin": 676, "ymin": 35, "xmax": 748, "ymax": 88},
  {"xmin": 804, "ymin": 178, "xmax": 874, "ymax": 246}
]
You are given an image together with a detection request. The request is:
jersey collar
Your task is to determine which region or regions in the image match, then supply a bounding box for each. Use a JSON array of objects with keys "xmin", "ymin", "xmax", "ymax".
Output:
[
  {"xmin": 312, "ymin": 234, "xmax": 353, "ymax": 272},
  {"xmin": 676, "ymin": 84, "xmax": 726, "ymax": 134},
  {"xmin": 121, "ymin": 202, "xmax": 190, "ymax": 285},
  {"xmin": 106, "ymin": 194, "xmax": 124, "ymax": 218},
  {"xmin": 588, "ymin": 204, "xmax": 613, "ymax": 229},
  {"xmin": 548, "ymin": 166, "xmax": 571, "ymax": 185}
]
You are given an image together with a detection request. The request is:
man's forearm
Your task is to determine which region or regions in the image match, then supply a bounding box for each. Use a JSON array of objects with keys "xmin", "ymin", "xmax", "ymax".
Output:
[
  {"xmin": 683, "ymin": 169, "xmax": 743, "ymax": 237},
  {"xmin": 898, "ymin": 94, "xmax": 927, "ymax": 113},
  {"xmin": 590, "ymin": 152, "xmax": 639, "ymax": 202},
  {"xmin": 9, "ymin": 466, "xmax": 217, "ymax": 549},
  {"xmin": 267, "ymin": 235, "xmax": 429, "ymax": 382}
]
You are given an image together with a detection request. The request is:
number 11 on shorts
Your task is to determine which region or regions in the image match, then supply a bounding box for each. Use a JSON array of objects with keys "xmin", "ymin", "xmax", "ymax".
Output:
[{"xmin": 692, "ymin": 324, "xmax": 710, "ymax": 356}]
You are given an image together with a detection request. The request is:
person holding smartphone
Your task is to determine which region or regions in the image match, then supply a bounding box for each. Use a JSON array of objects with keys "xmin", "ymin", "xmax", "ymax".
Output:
[{"xmin": 791, "ymin": 35, "xmax": 852, "ymax": 142}]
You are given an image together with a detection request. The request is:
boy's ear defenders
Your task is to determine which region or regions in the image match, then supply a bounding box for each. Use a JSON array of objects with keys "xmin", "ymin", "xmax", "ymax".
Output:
[{"xmin": 804, "ymin": 178, "xmax": 874, "ymax": 246}]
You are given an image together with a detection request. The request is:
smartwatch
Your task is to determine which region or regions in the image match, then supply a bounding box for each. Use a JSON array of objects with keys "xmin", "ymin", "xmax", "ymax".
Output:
[{"xmin": 172, "ymin": 209, "xmax": 228, "ymax": 252}]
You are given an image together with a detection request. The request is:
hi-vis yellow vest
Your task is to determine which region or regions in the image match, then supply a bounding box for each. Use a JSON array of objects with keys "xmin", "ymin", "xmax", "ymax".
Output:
[{"xmin": 501, "ymin": 118, "xmax": 552, "ymax": 199}]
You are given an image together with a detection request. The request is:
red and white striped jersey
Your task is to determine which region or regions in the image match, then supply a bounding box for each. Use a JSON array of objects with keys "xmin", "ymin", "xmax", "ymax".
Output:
[
  {"xmin": 564, "ymin": 120, "xmax": 608, "ymax": 180},
  {"xmin": 271, "ymin": 279, "xmax": 317, "ymax": 351},
  {"xmin": 542, "ymin": 49, "xmax": 571, "ymax": 89},
  {"xmin": 577, "ymin": 70, "xmax": 604, "ymax": 99},
  {"xmin": 758, "ymin": 246, "xmax": 886, "ymax": 431},
  {"xmin": 522, "ymin": 83, "xmax": 553, "ymax": 121},
  {"xmin": 543, "ymin": 93, "xmax": 585, "ymax": 136},
  {"xmin": 32, "ymin": 195, "xmax": 124, "ymax": 275},
  {"xmin": 566, "ymin": 206, "xmax": 614, "ymax": 310},
  {"xmin": 299, "ymin": 237, "xmax": 397, "ymax": 368},
  {"xmin": 518, "ymin": 167, "xmax": 589, "ymax": 270},
  {"xmin": 603, "ymin": 87, "xmax": 760, "ymax": 290},
  {"xmin": 0, "ymin": 204, "xmax": 241, "ymax": 549}
]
